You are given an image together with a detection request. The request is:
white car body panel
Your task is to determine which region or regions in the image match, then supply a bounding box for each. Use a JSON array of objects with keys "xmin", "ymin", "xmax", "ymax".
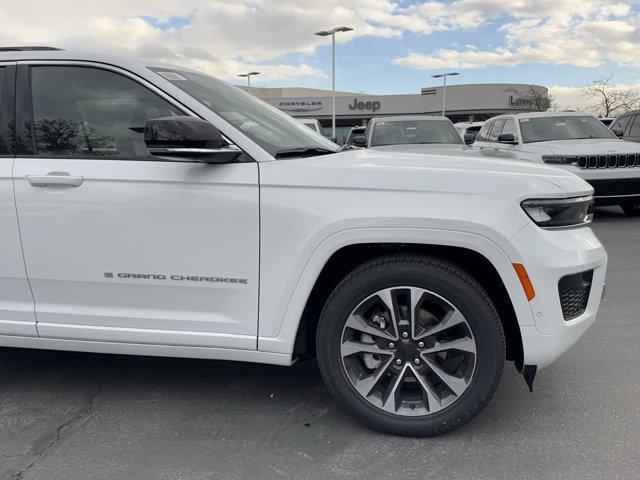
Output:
[
  {"xmin": 0, "ymin": 158, "xmax": 37, "ymax": 336},
  {"xmin": 13, "ymin": 158, "xmax": 260, "ymax": 349},
  {"xmin": 0, "ymin": 51, "xmax": 607, "ymax": 375}
]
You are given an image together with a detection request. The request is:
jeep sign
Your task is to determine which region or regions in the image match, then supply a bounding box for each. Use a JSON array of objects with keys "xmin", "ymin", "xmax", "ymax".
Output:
[{"xmin": 349, "ymin": 98, "xmax": 381, "ymax": 112}]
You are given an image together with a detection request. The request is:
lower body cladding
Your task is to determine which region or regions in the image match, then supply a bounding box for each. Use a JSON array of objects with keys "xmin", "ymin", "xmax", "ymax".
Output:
[{"xmin": 507, "ymin": 221, "xmax": 607, "ymax": 371}]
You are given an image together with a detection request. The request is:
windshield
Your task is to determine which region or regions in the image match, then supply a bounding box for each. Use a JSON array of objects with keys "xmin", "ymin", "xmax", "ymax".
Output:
[
  {"xmin": 150, "ymin": 68, "xmax": 339, "ymax": 157},
  {"xmin": 370, "ymin": 119, "xmax": 463, "ymax": 147},
  {"xmin": 519, "ymin": 115, "xmax": 615, "ymax": 143}
]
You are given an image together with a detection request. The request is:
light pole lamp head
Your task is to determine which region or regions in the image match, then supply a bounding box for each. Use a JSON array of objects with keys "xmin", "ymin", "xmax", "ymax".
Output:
[
  {"xmin": 315, "ymin": 26, "xmax": 354, "ymax": 36},
  {"xmin": 238, "ymin": 72, "xmax": 261, "ymax": 78},
  {"xmin": 431, "ymin": 72, "xmax": 459, "ymax": 79}
]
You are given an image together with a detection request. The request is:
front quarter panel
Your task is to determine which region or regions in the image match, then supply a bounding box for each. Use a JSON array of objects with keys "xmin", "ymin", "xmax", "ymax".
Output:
[{"xmin": 256, "ymin": 151, "xmax": 571, "ymax": 354}]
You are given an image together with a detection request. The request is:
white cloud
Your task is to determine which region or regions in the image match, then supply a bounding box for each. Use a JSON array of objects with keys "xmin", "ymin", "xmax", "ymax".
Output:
[
  {"xmin": 1, "ymin": 0, "xmax": 639, "ymax": 84},
  {"xmin": 392, "ymin": 0, "xmax": 640, "ymax": 70}
]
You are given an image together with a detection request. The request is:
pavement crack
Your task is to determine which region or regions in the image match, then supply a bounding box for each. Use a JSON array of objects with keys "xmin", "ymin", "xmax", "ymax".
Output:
[{"xmin": 9, "ymin": 360, "xmax": 114, "ymax": 480}]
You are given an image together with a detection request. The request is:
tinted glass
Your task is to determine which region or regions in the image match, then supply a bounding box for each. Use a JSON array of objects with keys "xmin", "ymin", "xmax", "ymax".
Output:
[
  {"xmin": 370, "ymin": 119, "xmax": 462, "ymax": 147},
  {"xmin": 0, "ymin": 68, "xmax": 8, "ymax": 155},
  {"xmin": 611, "ymin": 116, "xmax": 631, "ymax": 134},
  {"xmin": 152, "ymin": 68, "xmax": 338, "ymax": 157},
  {"xmin": 31, "ymin": 66, "xmax": 181, "ymax": 158},
  {"xmin": 476, "ymin": 121, "xmax": 493, "ymax": 142},
  {"xmin": 628, "ymin": 116, "xmax": 640, "ymax": 137},
  {"xmin": 487, "ymin": 119, "xmax": 505, "ymax": 142},
  {"xmin": 502, "ymin": 118, "xmax": 517, "ymax": 138},
  {"xmin": 519, "ymin": 115, "xmax": 615, "ymax": 143}
]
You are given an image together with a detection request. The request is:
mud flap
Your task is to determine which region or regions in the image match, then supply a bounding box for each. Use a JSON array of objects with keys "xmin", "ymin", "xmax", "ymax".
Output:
[{"xmin": 522, "ymin": 365, "xmax": 537, "ymax": 392}]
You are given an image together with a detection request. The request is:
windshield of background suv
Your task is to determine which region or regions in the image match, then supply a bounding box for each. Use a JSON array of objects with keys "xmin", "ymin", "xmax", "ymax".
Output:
[
  {"xmin": 370, "ymin": 119, "xmax": 463, "ymax": 147},
  {"xmin": 519, "ymin": 115, "xmax": 615, "ymax": 143},
  {"xmin": 150, "ymin": 68, "xmax": 339, "ymax": 157}
]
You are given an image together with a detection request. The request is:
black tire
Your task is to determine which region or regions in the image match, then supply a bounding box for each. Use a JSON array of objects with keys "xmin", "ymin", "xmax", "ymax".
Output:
[
  {"xmin": 316, "ymin": 254, "xmax": 505, "ymax": 436},
  {"xmin": 620, "ymin": 203, "xmax": 640, "ymax": 216}
]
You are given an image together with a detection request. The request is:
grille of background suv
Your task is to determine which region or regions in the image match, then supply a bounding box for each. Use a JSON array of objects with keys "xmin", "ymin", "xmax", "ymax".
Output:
[{"xmin": 577, "ymin": 154, "xmax": 640, "ymax": 169}]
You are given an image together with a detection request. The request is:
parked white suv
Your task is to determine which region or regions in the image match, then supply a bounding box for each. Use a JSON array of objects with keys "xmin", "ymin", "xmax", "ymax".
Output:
[
  {"xmin": 354, "ymin": 115, "xmax": 479, "ymax": 156},
  {"xmin": 0, "ymin": 48, "xmax": 606, "ymax": 436},
  {"xmin": 474, "ymin": 111, "xmax": 640, "ymax": 215}
]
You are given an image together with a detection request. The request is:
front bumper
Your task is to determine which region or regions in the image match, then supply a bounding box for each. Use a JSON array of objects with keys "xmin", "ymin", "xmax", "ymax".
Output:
[
  {"xmin": 570, "ymin": 167, "xmax": 640, "ymax": 205},
  {"xmin": 507, "ymin": 222, "xmax": 607, "ymax": 369}
]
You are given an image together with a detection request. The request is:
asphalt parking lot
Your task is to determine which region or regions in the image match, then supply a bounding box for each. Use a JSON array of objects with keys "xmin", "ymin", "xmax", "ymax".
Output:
[{"xmin": 0, "ymin": 207, "xmax": 638, "ymax": 480}]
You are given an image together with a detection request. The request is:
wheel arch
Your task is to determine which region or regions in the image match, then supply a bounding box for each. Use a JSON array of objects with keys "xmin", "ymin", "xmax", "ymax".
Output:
[{"xmin": 292, "ymin": 242, "xmax": 525, "ymax": 369}]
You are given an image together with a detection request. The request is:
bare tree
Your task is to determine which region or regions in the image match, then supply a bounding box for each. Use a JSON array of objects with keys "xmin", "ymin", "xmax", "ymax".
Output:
[
  {"xmin": 581, "ymin": 75, "xmax": 639, "ymax": 117},
  {"xmin": 505, "ymin": 85, "xmax": 554, "ymax": 112}
]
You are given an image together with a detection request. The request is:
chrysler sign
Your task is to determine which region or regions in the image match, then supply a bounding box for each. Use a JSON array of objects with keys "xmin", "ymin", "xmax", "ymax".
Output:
[{"xmin": 277, "ymin": 100, "xmax": 324, "ymax": 112}]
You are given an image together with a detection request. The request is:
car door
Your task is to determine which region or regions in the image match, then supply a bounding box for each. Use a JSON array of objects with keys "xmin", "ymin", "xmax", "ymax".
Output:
[
  {"xmin": 0, "ymin": 63, "xmax": 38, "ymax": 337},
  {"xmin": 477, "ymin": 119, "xmax": 504, "ymax": 158},
  {"xmin": 12, "ymin": 62, "xmax": 259, "ymax": 349}
]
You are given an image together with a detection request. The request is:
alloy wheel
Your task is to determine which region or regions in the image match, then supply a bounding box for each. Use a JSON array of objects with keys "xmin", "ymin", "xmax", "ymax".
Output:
[{"xmin": 340, "ymin": 286, "xmax": 477, "ymax": 416}]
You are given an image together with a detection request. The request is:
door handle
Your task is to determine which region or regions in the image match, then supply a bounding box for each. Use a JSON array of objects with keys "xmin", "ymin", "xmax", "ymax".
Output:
[{"xmin": 26, "ymin": 174, "xmax": 84, "ymax": 188}]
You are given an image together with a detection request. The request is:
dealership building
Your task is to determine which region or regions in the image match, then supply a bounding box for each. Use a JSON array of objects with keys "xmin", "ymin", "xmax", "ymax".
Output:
[{"xmin": 242, "ymin": 83, "xmax": 548, "ymax": 143}]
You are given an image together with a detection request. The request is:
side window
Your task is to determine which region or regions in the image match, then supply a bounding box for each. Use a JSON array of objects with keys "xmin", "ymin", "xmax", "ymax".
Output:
[
  {"xmin": 628, "ymin": 115, "xmax": 640, "ymax": 137},
  {"xmin": 501, "ymin": 118, "xmax": 517, "ymax": 139},
  {"xmin": 611, "ymin": 115, "xmax": 631, "ymax": 135},
  {"xmin": 0, "ymin": 67, "xmax": 7, "ymax": 155},
  {"xmin": 476, "ymin": 121, "xmax": 493, "ymax": 142},
  {"xmin": 30, "ymin": 66, "xmax": 182, "ymax": 158},
  {"xmin": 487, "ymin": 119, "xmax": 506, "ymax": 142}
]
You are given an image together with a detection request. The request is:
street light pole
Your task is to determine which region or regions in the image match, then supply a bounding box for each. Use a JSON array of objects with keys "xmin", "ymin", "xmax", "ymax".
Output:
[
  {"xmin": 315, "ymin": 26, "xmax": 354, "ymax": 140},
  {"xmin": 431, "ymin": 72, "xmax": 459, "ymax": 117},
  {"xmin": 238, "ymin": 71, "xmax": 261, "ymax": 88}
]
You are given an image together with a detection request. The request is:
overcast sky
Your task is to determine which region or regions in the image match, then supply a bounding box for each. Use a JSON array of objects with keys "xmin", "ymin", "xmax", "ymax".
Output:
[{"xmin": 1, "ymin": 0, "xmax": 639, "ymax": 109}]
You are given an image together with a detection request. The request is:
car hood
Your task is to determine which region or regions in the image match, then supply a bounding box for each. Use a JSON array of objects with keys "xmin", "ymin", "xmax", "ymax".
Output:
[
  {"xmin": 522, "ymin": 138, "xmax": 640, "ymax": 155},
  {"xmin": 267, "ymin": 148, "xmax": 593, "ymax": 199},
  {"xmin": 371, "ymin": 144, "xmax": 480, "ymax": 156}
]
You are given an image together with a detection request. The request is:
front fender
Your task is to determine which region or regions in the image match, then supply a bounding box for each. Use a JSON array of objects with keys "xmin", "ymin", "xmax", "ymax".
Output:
[{"xmin": 258, "ymin": 227, "xmax": 535, "ymax": 356}]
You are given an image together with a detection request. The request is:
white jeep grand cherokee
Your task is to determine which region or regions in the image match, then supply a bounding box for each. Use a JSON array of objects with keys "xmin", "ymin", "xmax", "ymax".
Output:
[
  {"xmin": 0, "ymin": 48, "xmax": 607, "ymax": 436},
  {"xmin": 474, "ymin": 111, "xmax": 640, "ymax": 216}
]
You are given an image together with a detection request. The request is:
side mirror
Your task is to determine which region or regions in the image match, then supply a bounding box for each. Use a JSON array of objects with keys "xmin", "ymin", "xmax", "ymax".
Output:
[
  {"xmin": 498, "ymin": 133, "xmax": 517, "ymax": 144},
  {"xmin": 463, "ymin": 133, "xmax": 476, "ymax": 145},
  {"xmin": 352, "ymin": 135, "xmax": 367, "ymax": 147},
  {"xmin": 612, "ymin": 128, "xmax": 624, "ymax": 138},
  {"xmin": 145, "ymin": 116, "xmax": 240, "ymax": 164}
]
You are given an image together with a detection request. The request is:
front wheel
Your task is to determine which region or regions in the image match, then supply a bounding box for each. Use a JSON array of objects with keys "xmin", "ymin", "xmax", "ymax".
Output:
[{"xmin": 316, "ymin": 255, "xmax": 505, "ymax": 436}]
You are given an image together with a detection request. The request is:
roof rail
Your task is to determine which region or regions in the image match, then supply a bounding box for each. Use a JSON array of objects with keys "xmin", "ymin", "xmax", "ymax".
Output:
[{"xmin": 0, "ymin": 46, "xmax": 63, "ymax": 52}]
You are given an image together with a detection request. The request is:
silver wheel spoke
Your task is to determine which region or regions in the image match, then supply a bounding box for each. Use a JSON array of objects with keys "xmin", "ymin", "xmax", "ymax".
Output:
[
  {"xmin": 381, "ymin": 364, "xmax": 409, "ymax": 413},
  {"xmin": 377, "ymin": 289, "xmax": 400, "ymax": 339},
  {"xmin": 422, "ymin": 357, "xmax": 469, "ymax": 396},
  {"xmin": 416, "ymin": 308, "xmax": 466, "ymax": 340},
  {"xmin": 345, "ymin": 314, "xmax": 396, "ymax": 341},
  {"xmin": 409, "ymin": 287, "xmax": 424, "ymax": 339},
  {"xmin": 353, "ymin": 357, "xmax": 394, "ymax": 397},
  {"xmin": 421, "ymin": 336, "xmax": 476, "ymax": 354},
  {"xmin": 409, "ymin": 364, "xmax": 442, "ymax": 413},
  {"xmin": 341, "ymin": 340, "xmax": 390, "ymax": 357}
]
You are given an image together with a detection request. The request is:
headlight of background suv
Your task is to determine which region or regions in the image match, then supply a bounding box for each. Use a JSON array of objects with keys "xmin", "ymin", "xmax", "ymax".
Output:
[{"xmin": 521, "ymin": 196, "xmax": 594, "ymax": 229}]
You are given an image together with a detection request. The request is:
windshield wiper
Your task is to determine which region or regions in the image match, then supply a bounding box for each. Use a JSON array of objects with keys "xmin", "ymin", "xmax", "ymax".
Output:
[{"xmin": 274, "ymin": 147, "xmax": 337, "ymax": 159}]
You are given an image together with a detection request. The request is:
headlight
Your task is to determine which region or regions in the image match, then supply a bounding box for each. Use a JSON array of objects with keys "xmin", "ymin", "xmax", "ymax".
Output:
[
  {"xmin": 521, "ymin": 196, "xmax": 594, "ymax": 229},
  {"xmin": 541, "ymin": 155, "xmax": 577, "ymax": 165}
]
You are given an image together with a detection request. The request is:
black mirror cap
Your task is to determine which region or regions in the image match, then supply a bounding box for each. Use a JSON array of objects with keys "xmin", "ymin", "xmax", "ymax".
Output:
[
  {"xmin": 352, "ymin": 135, "xmax": 367, "ymax": 147},
  {"xmin": 498, "ymin": 133, "xmax": 517, "ymax": 144},
  {"xmin": 145, "ymin": 116, "xmax": 225, "ymax": 149},
  {"xmin": 463, "ymin": 133, "xmax": 476, "ymax": 144},
  {"xmin": 612, "ymin": 128, "xmax": 624, "ymax": 138}
]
